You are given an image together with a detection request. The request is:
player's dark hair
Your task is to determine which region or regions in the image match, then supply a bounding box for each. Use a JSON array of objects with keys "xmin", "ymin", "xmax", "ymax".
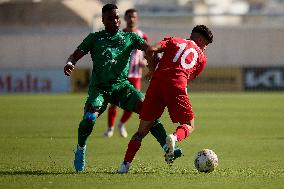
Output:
[
  {"xmin": 125, "ymin": 8, "xmax": 137, "ymax": 16},
  {"xmin": 192, "ymin": 25, "xmax": 213, "ymax": 44},
  {"xmin": 102, "ymin": 4, "xmax": 118, "ymax": 14}
]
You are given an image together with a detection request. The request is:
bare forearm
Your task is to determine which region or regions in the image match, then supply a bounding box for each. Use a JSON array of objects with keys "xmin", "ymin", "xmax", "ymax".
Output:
[
  {"xmin": 64, "ymin": 49, "xmax": 85, "ymax": 76},
  {"xmin": 66, "ymin": 49, "xmax": 85, "ymax": 65},
  {"xmin": 137, "ymin": 40, "xmax": 150, "ymax": 53},
  {"xmin": 145, "ymin": 43, "xmax": 163, "ymax": 71}
]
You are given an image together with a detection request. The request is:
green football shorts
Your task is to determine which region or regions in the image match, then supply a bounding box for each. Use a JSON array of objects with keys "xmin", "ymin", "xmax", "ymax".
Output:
[{"xmin": 85, "ymin": 81, "xmax": 144, "ymax": 115}]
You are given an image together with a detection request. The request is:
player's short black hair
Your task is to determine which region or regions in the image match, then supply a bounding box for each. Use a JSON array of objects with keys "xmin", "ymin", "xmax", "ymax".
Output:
[
  {"xmin": 192, "ymin": 25, "xmax": 213, "ymax": 44},
  {"xmin": 125, "ymin": 8, "xmax": 137, "ymax": 16},
  {"xmin": 102, "ymin": 4, "xmax": 118, "ymax": 14}
]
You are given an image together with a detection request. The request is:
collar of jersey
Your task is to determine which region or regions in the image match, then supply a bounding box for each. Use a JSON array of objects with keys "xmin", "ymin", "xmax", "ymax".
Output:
[
  {"xmin": 104, "ymin": 29, "xmax": 122, "ymax": 36},
  {"xmin": 188, "ymin": 40, "xmax": 204, "ymax": 55}
]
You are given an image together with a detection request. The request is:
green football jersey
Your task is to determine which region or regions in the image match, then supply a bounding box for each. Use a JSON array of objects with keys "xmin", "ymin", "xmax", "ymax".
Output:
[{"xmin": 77, "ymin": 30, "xmax": 145, "ymax": 89}]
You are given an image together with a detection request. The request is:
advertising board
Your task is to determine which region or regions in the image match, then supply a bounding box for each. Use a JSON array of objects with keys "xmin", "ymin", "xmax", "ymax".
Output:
[
  {"xmin": 243, "ymin": 67, "xmax": 284, "ymax": 90},
  {"xmin": 0, "ymin": 69, "xmax": 70, "ymax": 93}
]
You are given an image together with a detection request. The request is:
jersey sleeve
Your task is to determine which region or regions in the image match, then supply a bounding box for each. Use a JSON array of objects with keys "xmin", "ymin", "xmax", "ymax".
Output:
[
  {"xmin": 188, "ymin": 56, "xmax": 207, "ymax": 82},
  {"xmin": 159, "ymin": 36, "xmax": 174, "ymax": 49},
  {"xmin": 77, "ymin": 33, "xmax": 95, "ymax": 55},
  {"xmin": 130, "ymin": 32, "xmax": 145, "ymax": 49}
]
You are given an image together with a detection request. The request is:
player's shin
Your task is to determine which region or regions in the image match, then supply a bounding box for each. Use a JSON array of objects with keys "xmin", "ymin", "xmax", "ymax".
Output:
[
  {"xmin": 77, "ymin": 113, "xmax": 97, "ymax": 147},
  {"xmin": 124, "ymin": 132, "xmax": 142, "ymax": 163},
  {"xmin": 120, "ymin": 111, "xmax": 132, "ymax": 123},
  {"xmin": 108, "ymin": 105, "xmax": 117, "ymax": 128},
  {"xmin": 150, "ymin": 119, "xmax": 167, "ymax": 149}
]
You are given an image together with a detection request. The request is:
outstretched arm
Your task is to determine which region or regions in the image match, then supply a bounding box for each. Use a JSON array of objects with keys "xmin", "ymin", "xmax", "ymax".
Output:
[
  {"xmin": 64, "ymin": 49, "xmax": 85, "ymax": 76},
  {"xmin": 137, "ymin": 40, "xmax": 164, "ymax": 80},
  {"xmin": 137, "ymin": 41, "xmax": 163, "ymax": 70},
  {"xmin": 145, "ymin": 43, "xmax": 163, "ymax": 72}
]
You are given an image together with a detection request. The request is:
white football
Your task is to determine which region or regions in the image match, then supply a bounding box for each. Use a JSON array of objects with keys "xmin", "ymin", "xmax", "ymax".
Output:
[{"xmin": 194, "ymin": 149, "xmax": 218, "ymax": 173}]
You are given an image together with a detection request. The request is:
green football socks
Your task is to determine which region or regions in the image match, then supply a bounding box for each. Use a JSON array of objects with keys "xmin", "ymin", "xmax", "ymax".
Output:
[
  {"xmin": 150, "ymin": 119, "xmax": 167, "ymax": 148},
  {"xmin": 77, "ymin": 119, "xmax": 94, "ymax": 147}
]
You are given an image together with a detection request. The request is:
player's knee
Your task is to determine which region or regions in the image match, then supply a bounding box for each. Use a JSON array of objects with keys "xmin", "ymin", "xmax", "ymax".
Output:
[
  {"xmin": 83, "ymin": 112, "xmax": 97, "ymax": 125},
  {"xmin": 131, "ymin": 132, "xmax": 144, "ymax": 142}
]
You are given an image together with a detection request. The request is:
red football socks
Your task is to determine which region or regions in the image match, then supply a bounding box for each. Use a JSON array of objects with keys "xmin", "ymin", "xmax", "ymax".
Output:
[
  {"xmin": 124, "ymin": 139, "xmax": 141, "ymax": 163},
  {"xmin": 108, "ymin": 106, "xmax": 118, "ymax": 128},
  {"xmin": 174, "ymin": 124, "xmax": 193, "ymax": 141},
  {"xmin": 120, "ymin": 111, "xmax": 132, "ymax": 123}
]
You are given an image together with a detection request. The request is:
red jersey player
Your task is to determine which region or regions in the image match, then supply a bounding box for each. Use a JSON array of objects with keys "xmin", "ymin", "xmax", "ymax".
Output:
[
  {"xmin": 118, "ymin": 25, "xmax": 213, "ymax": 173},
  {"xmin": 104, "ymin": 8, "xmax": 148, "ymax": 138}
]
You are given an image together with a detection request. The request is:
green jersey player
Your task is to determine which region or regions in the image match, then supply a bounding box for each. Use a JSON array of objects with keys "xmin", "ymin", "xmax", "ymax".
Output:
[{"xmin": 64, "ymin": 4, "xmax": 182, "ymax": 172}]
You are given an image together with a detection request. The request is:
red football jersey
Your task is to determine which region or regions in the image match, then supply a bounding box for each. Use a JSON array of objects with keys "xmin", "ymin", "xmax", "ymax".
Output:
[{"xmin": 152, "ymin": 37, "xmax": 207, "ymax": 88}]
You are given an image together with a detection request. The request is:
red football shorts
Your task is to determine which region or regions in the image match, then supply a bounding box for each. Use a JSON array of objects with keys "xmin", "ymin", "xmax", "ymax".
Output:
[
  {"xmin": 128, "ymin": 77, "xmax": 141, "ymax": 91},
  {"xmin": 140, "ymin": 79, "xmax": 194, "ymax": 123}
]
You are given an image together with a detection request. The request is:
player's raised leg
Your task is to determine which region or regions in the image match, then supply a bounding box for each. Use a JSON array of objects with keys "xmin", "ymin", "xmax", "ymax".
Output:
[
  {"xmin": 164, "ymin": 89, "xmax": 194, "ymax": 163},
  {"xmin": 117, "ymin": 84, "xmax": 183, "ymax": 163},
  {"xmin": 165, "ymin": 121, "xmax": 194, "ymax": 164}
]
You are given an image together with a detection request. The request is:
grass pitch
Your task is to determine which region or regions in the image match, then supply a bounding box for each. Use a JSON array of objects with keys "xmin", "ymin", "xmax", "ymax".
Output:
[{"xmin": 0, "ymin": 93, "xmax": 283, "ymax": 189}]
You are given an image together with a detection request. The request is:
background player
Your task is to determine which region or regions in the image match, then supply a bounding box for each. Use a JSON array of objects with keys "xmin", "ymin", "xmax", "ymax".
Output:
[
  {"xmin": 63, "ymin": 4, "xmax": 182, "ymax": 172},
  {"xmin": 118, "ymin": 25, "xmax": 213, "ymax": 173},
  {"xmin": 105, "ymin": 8, "xmax": 148, "ymax": 138}
]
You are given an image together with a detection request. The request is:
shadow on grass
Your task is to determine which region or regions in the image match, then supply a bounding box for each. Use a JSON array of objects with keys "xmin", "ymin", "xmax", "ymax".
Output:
[
  {"xmin": 0, "ymin": 170, "xmax": 76, "ymax": 176},
  {"xmin": 0, "ymin": 167, "xmax": 197, "ymax": 176},
  {"xmin": 0, "ymin": 169, "xmax": 124, "ymax": 176}
]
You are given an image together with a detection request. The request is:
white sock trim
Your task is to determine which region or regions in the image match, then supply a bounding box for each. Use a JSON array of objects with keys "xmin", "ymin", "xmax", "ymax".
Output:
[
  {"xmin": 172, "ymin": 134, "xmax": 178, "ymax": 142},
  {"xmin": 77, "ymin": 144, "xmax": 86, "ymax": 150}
]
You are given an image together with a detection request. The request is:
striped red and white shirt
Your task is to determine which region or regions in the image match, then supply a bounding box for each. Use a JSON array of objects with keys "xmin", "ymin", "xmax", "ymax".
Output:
[{"xmin": 123, "ymin": 28, "xmax": 148, "ymax": 78}]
